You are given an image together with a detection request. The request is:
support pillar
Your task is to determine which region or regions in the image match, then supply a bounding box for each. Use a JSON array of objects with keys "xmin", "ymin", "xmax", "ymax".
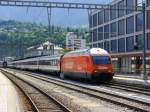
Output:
[
  {"xmin": 135, "ymin": 56, "xmax": 141, "ymax": 74},
  {"xmin": 118, "ymin": 57, "xmax": 122, "ymax": 73}
]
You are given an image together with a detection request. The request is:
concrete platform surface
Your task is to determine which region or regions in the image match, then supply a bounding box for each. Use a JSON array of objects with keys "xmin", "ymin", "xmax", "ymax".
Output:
[
  {"xmin": 0, "ymin": 72, "xmax": 23, "ymax": 112},
  {"xmin": 115, "ymin": 73, "xmax": 150, "ymax": 79},
  {"xmin": 114, "ymin": 74, "xmax": 150, "ymax": 88}
]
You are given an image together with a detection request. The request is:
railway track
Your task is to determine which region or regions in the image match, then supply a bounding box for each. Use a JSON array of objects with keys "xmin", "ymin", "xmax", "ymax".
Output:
[
  {"xmin": 105, "ymin": 82, "xmax": 150, "ymax": 96},
  {"xmin": 8, "ymin": 76, "xmax": 39, "ymax": 112},
  {"xmin": 2, "ymin": 69, "xmax": 150, "ymax": 112},
  {"xmin": 1, "ymin": 69, "xmax": 71, "ymax": 112},
  {"xmin": 18, "ymin": 70, "xmax": 150, "ymax": 96}
]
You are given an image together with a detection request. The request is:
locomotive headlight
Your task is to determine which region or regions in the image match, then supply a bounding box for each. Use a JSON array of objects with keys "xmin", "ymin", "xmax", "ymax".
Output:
[
  {"xmin": 94, "ymin": 70, "xmax": 98, "ymax": 73},
  {"xmin": 108, "ymin": 70, "xmax": 112, "ymax": 73}
]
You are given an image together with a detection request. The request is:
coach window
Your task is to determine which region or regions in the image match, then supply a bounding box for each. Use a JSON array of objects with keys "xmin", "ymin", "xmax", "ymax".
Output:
[
  {"xmin": 49, "ymin": 60, "xmax": 51, "ymax": 65},
  {"xmin": 51, "ymin": 60, "xmax": 53, "ymax": 66},
  {"xmin": 111, "ymin": 40, "xmax": 117, "ymax": 53},
  {"xmin": 52, "ymin": 60, "xmax": 55, "ymax": 66},
  {"xmin": 50, "ymin": 60, "xmax": 52, "ymax": 66},
  {"xmin": 126, "ymin": 36, "xmax": 134, "ymax": 52},
  {"xmin": 136, "ymin": 13, "xmax": 143, "ymax": 32},
  {"xmin": 110, "ymin": 22, "xmax": 117, "ymax": 37},
  {"xmin": 104, "ymin": 9, "xmax": 109, "ymax": 22},
  {"xmin": 32, "ymin": 61, "xmax": 35, "ymax": 65},
  {"xmin": 54, "ymin": 60, "xmax": 56, "ymax": 66},
  {"xmin": 104, "ymin": 24, "xmax": 110, "ymax": 39},
  {"xmin": 42, "ymin": 60, "xmax": 45, "ymax": 65},
  {"xmin": 51, "ymin": 60, "xmax": 53, "ymax": 65},
  {"xmin": 104, "ymin": 41, "xmax": 110, "ymax": 52},
  {"xmin": 56, "ymin": 60, "xmax": 58, "ymax": 65},
  {"xmin": 53, "ymin": 60, "xmax": 55, "ymax": 66},
  {"xmin": 50, "ymin": 60, "xmax": 53, "ymax": 66},
  {"xmin": 55, "ymin": 60, "xmax": 57, "ymax": 66},
  {"xmin": 98, "ymin": 27, "xmax": 103, "ymax": 41},
  {"xmin": 118, "ymin": 38, "xmax": 125, "ymax": 52},
  {"xmin": 118, "ymin": 0, "xmax": 125, "ymax": 17},
  {"xmin": 126, "ymin": 16, "xmax": 134, "ymax": 34},
  {"xmin": 98, "ymin": 11, "xmax": 103, "ymax": 25},
  {"xmin": 30, "ymin": 61, "xmax": 32, "ymax": 65}
]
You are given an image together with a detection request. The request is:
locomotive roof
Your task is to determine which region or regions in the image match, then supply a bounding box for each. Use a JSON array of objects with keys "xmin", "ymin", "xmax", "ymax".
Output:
[{"xmin": 65, "ymin": 48, "xmax": 109, "ymax": 56}]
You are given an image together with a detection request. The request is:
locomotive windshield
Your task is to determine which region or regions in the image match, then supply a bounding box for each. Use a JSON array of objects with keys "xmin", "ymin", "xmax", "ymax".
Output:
[{"xmin": 92, "ymin": 56, "xmax": 111, "ymax": 65}]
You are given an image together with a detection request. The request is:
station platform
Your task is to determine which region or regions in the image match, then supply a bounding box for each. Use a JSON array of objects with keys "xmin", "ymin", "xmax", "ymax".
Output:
[
  {"xmin": 114, "ymin": 73, "xmax": 150, "ymax": 88},
  {"xmin": 0, "ymin": 72, "xmax": 23, "ymax": 112}
]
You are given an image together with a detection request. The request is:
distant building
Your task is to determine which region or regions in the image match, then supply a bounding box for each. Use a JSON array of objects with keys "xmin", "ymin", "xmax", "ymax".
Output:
[
  {"xmin": 25, "ymin": 41, "xmax": 64, "ymax": 57},
  {"xmin": 66, "ymin": 32, "xmax": 86, "ymax": 50},
  {"xmin": 74, "ymin": 39, "xmax": 86, "ymax": 50},
  {"xmin": 37, "ymin": 41, "xmax": 63, "ymax": 55},
  {"xmin": 3, "ymin": 57, "xmax": 15, "ymax": 61},
  {"xmin": 89, "ymin": 0, "xmax": 150, "ymax": 74},
  {"xmin": 66, "ymin": 32, "xmax": 77, "ymax": 50}
]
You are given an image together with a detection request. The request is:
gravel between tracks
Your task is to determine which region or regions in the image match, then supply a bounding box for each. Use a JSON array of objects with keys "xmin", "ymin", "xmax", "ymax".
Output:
[
  {"xmin": 3, "ymin": 69, "xmax": 136, "ymax": 112},
  {"xmin": 3, "ymin": 71, "xmax": 67, "ymax": 112},
  {"xmin": 13, "ymin": 69, "xmax": 150, "ymax": 111},
  {"xmin": 13, "ymin": 85, "xmax": 34, "ymax": 112}
]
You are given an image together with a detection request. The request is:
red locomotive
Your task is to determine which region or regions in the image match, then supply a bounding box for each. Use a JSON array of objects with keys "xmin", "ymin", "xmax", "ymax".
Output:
[{"xmin": 60, "ymin": 48, "xmax": 114, "ymax": 81}]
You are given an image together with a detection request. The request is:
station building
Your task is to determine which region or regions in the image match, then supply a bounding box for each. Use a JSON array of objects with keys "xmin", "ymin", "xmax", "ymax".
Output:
[
  {"xmin": 25, "ymin": 41, "xmax": 64, "ymax": 57},
  {"xmin": 89, "ymin": 0, "xmax": 150, "ymax": 74}
]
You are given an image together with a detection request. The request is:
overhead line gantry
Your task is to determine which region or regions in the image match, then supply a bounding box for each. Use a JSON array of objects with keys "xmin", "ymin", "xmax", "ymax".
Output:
[
  {"xmin": 0, "ymin": 0, "xmax": 142, "ymax": 11},
  {"xmin": 0, "ymin": 0, "xmax": 109, "ymax": 9}
]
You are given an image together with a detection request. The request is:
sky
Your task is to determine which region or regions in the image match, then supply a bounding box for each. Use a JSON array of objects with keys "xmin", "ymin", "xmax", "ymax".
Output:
[
  {"xmin": 0, "ymin": 0, "xmax": 144, "ymax": 27},
  {"xmin": 0, "ymin": 0, "xmax": 145, "ymax": 27},
  {"xmin": 0, "ymin": 0, "xmax": 113, "ymax": 27}
]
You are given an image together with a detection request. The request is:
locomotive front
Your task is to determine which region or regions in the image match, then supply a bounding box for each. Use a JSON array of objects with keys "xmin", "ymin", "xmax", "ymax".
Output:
[{"xmin": 89, "ymin": 48, "xmax": 114, "ymax": 81}]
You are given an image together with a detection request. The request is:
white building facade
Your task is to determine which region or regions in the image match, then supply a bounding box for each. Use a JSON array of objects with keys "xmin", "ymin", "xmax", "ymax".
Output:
[
  {"xmin": 25, "ymin": 41, "xmax": 64, "ymax": 57},
  {"xmin": 66, "ymin": 32, "xmax": 86, "ymax": 50}
]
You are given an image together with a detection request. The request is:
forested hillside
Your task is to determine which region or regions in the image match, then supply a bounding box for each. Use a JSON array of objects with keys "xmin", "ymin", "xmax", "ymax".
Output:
[{"xmin": 0, "ymin": 20, "xmax": 88, "ymax": 59}]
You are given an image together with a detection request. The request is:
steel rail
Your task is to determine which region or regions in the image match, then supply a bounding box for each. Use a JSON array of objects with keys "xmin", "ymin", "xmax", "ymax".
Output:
[
  {"xmin": 105, "ymin": 82, "xmax": 150, "ymax": 96},
  {"xmin": 1, "ymin": 70, "xmax": 71, "ymax": 112},
  {"xmin": 13, "ymin": 69, "xmax": 150, "ymax": 96},
  {"xmin": 2, "ymin": 69, "xmax": 150, "ymax": 112},
  {"xmin": 1, "ymin": 70, "xmax": 39, "ymax": 112},
  {"xmin": 20, "ymin": 69, "xmax": 150, "ymax": 95}
]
